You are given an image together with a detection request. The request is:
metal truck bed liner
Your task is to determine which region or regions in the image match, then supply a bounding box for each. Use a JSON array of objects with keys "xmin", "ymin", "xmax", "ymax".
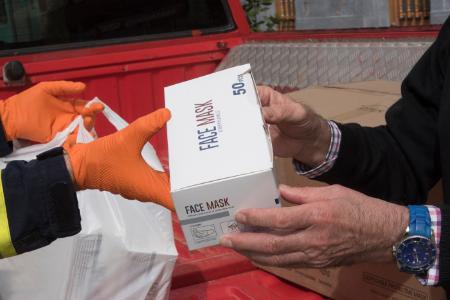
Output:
[{"xmin": 218, "ymin": 39, "xmax": 434, "ymax": 89}]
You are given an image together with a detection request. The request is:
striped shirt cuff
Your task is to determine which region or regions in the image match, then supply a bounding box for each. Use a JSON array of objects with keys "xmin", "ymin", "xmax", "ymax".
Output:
[
  {"xmin": 294, "ymin": 121, "xmax": 341, "ymax": 178},
  {"xmin": 417, "ymin": 205, "xmax": 441, "ymax": 286}
]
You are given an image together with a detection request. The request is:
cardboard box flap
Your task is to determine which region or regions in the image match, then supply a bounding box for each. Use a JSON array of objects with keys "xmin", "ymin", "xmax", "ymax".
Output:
[
  {"xmin": 287, "ymin": 81, "xmax": 401, "ymax": 127},
  {"xmin": 326, "ymin": 80, "xmax": 401, "ymax": 95},
  {"xmin": 165, "ymin": 64, "xmax": 273, "ymax": 191}
]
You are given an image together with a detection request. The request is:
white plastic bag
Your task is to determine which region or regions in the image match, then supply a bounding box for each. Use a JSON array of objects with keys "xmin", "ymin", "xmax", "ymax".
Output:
[{"xmin": 0, "ymin": 98, "xmax": 178, "ymax": 300}]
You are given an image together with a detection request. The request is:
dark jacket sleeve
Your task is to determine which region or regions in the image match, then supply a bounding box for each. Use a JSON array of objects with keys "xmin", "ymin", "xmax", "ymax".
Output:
[
  {"xmin": 318, "ymin": 25, "xmax": 449, "ymax": 203},
  {"xmin": 0, "ymin": 151, "xmax": 81, "ymax": 258},
  {"xmin": 316, "ymin": 19, "xmax": 450, "ymax": 286},
  {"xmin": 0, "ymin": 114, "xmax": 13, "ymax": 157}
]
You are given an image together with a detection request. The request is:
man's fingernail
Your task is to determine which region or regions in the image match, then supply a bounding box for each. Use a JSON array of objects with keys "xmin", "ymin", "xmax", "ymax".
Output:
[
  {"xmin": 220, "ymin": 237, "xmax": 233, "ymax": 248},
  {"xmin": 235, "ymin": 212, "xmax": 246, "ymax": 223}
]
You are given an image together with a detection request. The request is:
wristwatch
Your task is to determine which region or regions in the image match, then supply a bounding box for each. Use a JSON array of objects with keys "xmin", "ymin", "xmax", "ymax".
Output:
[{"xmin": 393, "ymin": 205, "xmax": 437, "ymax": 274}]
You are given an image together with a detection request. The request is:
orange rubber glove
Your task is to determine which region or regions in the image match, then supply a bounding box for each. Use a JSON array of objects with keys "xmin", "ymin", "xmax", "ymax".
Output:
[
  {"xmin": 67, "ymin": 108, "xmax": 173, "ymax": 210},
  {"xmin": 0, "ymin": 81, "xmax": 104, "ymax": 143}
]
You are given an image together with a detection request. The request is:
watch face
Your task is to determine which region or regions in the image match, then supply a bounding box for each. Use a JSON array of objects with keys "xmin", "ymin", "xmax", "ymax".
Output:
[{"xmin": 395, "ymin": 236, "xmax": 437, "ymax": 273}]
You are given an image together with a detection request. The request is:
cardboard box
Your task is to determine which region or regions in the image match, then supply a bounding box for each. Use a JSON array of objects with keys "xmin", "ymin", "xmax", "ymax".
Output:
[
  {"xmin": 259, "ymin": 81, "xmax": 446, "ymax": 299},
  {"xmin": 165, "ymin": 64, "xmax": 279, "ymax": 250}
]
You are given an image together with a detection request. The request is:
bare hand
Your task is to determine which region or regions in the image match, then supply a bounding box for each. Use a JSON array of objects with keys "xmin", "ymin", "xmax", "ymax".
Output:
[
  {"xmin": 258, "ymin": 86, "xmax": 330, "ymax": 167},
  {"xmin": 220, "ymin": 184, "xmax": 408, "ymax": 268}
]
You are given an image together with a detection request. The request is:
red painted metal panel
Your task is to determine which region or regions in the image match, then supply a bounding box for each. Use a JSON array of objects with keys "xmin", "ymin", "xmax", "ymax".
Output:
[
  {"xmin": 60, "ymin": 59, "xmax": 219, "ymax": 169},
  {"xmin": 0, "ymin": 0, "xmax": 249, "ymax": 79},
  {"xmin": 171, "ymin": 210, "xmax": 324, "ymax": 299},
  {"xmin": 0, "ymin": 42, "xmax": 238, "ymax": 168},
  {"xmin": 0, "ymin": 5, "xmax": 247, "ymax": 170},
  {"xmin": 0, "ymin": 67, "xmax": 226, "ymax": 175},
  {"xmin": 228, "ymin": 0, "xmax": 251, "ymax": 36},
  {"xmin": 0, "ymin": 35, "xmax": 243, "ymax": 67},
  {"xmin": 0, "ymin": 46, "xmax": 229, "ymax": 88},
  {"xmin": 170, "ymin": 270, "xmax": 325, "ymax": 300}
]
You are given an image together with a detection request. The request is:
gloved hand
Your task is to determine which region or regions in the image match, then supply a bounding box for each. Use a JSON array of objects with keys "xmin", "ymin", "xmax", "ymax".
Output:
[
  {"xmin": 67, "ymin": 108, "xmax": 173, "ymax": 210},
  {"xmin": 0, "ymin": 81, "xmax": 104, "ymax": 143}
]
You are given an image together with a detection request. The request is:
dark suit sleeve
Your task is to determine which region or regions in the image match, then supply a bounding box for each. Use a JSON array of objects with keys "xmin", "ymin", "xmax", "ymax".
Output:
[
  {"xmin": 316, "ymin": 19, "xmax": 450, "ymax": 286},
  {"xmin": 318, "ymin": 26, "xmax": 449, "ymax": 203},
  {"xmin": 0, "ymin": 115, "xmax": 13, "ymax": 157}
]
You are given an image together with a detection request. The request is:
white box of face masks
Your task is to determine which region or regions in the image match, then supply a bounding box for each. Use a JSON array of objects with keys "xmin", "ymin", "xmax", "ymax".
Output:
[{"xmin": 165, "ymin": 64, "xmax": 280, "ymax": 250}]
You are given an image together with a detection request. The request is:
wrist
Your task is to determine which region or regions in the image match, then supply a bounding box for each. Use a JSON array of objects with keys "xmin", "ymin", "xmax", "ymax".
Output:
[
  {"xmin": 393, "ymin": 205, "xmax": 437, "ymax": 275},
  {"xmin": 293, "ymin": 118, "xmax": 331, "ymax": 167},
  {"xmin": 63, "ymin": 152, "xmax": 77, "ymax": 190},
  {"xmin": 357, "ymin": 203, "xmax": 409, "ymax": 264},
  {"xmin": 391, "ymin": 205, "xmax": 410, "ymax": 255},
  {"xmin": 376, "ymin": 203, "xmax": 409, "ymax": 263},
  {"xmin": 66, "ymin": 143, "xmax": 90, "ymax": 192}
]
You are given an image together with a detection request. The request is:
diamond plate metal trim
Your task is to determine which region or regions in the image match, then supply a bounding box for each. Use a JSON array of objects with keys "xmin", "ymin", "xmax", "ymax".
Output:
[{"xmin": 217, "ymin": 40, "xmax": 434, "ymax": 89}]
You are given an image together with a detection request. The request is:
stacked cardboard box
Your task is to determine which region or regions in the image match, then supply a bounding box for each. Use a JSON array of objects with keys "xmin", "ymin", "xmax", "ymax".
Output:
[{"xmin": 259, "ymin": 81, "xmax": 446, "ymax": 300}]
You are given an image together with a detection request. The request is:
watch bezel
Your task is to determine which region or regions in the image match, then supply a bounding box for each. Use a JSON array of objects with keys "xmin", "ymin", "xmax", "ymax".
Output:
[{"xmin": 394, "ymin": 235, "xmax": 437, "ymax": 274}]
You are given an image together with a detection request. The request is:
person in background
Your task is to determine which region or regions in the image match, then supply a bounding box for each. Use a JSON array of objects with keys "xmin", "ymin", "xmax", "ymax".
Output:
[
  {"xmin": 0, "ymin": 81, "xmax": 172, "ymax": 259},
  {"xmin": 220, "ymin": 15, "xmax": 450, "ymax": 293}
]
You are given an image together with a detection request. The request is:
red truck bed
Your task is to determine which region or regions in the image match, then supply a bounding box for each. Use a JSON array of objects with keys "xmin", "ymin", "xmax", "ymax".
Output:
[{"xmin": 0, "ymin": 0, "xmax": 441, "ymax": 299}]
